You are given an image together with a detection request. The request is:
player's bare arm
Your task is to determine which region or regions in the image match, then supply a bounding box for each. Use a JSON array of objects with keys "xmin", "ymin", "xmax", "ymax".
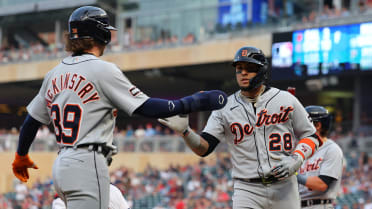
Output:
[
  {"xmin": 297, "ymin": 175, "xmax": 329, "ymax": 192},
  {"xmin": 158, "ymin": 115, "xmax": 212, "ymax": 156}
]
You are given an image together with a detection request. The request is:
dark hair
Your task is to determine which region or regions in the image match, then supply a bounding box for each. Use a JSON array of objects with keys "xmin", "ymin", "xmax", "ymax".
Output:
[
  {"xmin": 64, "ymin": 33, "xmax": 105, "ymax": 54},
  {"xmin": 314, "ymin": 121, "xmax": 328, "ymax": 137}
]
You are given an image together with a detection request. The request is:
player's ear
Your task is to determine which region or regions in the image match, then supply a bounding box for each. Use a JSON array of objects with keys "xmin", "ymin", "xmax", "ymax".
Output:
[{"xmin": 314, "ymin": 121, "xmax": 322, "ymax": 132}]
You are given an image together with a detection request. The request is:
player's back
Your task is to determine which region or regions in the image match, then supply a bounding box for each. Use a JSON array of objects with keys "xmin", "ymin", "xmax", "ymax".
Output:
[{"xmin": 31, "ymin": 54, "xmax": 148, "ymax": 147}]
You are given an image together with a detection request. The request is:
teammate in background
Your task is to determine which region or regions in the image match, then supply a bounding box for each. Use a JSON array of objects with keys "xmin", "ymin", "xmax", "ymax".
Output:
[
  {"xmin": 159, "ymin": 46, "xmax": 322, "ymax": 209},
  {"xmin": 298, "ymin": 106, "xmax": 344, "ymax": 208},
  {"xmin": 52, "ymin": 184, "xmax": 131, "ymax": 209},
  {"xmin": 11, "ymin": 6, "xmax": 227, "ymax": 209}
]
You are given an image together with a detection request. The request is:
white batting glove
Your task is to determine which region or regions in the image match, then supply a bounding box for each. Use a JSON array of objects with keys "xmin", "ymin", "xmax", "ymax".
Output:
[
  {"xmin": 270, "ymin": 153, "xmax": 304, "ymax": 180},
  {"xmin": 158, "ymin": 115, "xmax": 189, "ymax": 134}
]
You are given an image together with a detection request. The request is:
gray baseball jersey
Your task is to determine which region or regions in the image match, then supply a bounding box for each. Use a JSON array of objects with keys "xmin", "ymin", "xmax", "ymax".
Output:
[
  {"xmin": 203, "ymin": 87, "xmax": 316, "ymax": 209},
  {"xmin": 298, "ymin": 139, "xmax": 343, "ymax": 201},
  {"xmin": 203, "ymin": 87, "xmax": 316, "ymax": 179},
  {"xmin": 27, "ymin": 54, "xmax": 148, "ymax": 209},
  {"xmin": 27, "ymin": 54, "xmax": 149, "ymax": 147}
]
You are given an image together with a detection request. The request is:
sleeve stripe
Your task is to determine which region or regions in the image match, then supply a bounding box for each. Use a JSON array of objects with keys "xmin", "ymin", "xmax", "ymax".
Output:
[
  {"xmin": 298, "ymin": 138, "xmax": 316, "ymax": 156},
  {"xmin": 294, "ymin": 150, "xmax": 305, "ymax": 160}
]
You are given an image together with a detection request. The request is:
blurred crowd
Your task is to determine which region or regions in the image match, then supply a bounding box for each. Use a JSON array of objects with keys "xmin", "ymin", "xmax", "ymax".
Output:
[
  {"xmin": 0, "ymin": 30, "xmax": 196, "ymax": 65},
  {"xmin": 1, "ymin": 118, "xmax": 372, "ymax": 153},
  {"xmin": 1, "ymin": 120, "xmax": 372, "ymax": 153},
  {"xmin": 0, "ymin": 41, "xmax": 66, "ymax": 64},
  {"xmin": 0, "ymin": 151, "xmax": 371, "ymax": 209},
  {"xmin": 2, "ymin": 0, "xmax": 372, "ymax": 64},
  {"xmin": 300, "ymin": 0, "xmax": 372, "ymax": 24}
]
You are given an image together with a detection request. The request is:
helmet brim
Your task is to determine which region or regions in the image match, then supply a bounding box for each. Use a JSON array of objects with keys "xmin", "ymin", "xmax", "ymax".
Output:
[
  {"xmin": 232, "ymin": 57, "xmax": 264, "ymax": 67},
  {"xmin": 105, "ymin": 25, "xmax": 117, "ymax": 31}
]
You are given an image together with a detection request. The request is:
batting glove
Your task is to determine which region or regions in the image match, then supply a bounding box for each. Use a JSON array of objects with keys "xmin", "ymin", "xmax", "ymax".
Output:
[
  {"xmin": 270, "ymin": 153, "xmax": 303, "ymax": 180},
  {"xmin": 12, "ymin": 153, "xmax": 38, "ymax": 182},
  {"xmin": 158, "ymin": 115, "xmax": 189, "ymax": 134}
]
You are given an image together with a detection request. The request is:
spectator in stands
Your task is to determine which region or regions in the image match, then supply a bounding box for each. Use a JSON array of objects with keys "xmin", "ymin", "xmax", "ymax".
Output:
[
  {"xmin": 341, "ymin": 6, "xmax": 351, "ymax": 17},
  {"xmin": 358, "ymin": 0, "xmax": 368, "ymax": 13},
  {"xmin": 1, "ymin": 150, "xmax": 372, "ymax": 208},
  {"xmin": 182, "ymin": 33, "xmax": 196, "ymax": 44},
  {"xmin": 154, "ymin": 124, "xmax": 164, "ymax": 136},
  {"xmin": 0, "ymin": 194, "xmax": 10, "ymax": 208},
  {"xmin": 134, "ymin": 125, "xmax": 146, "ymax": 138},
  {"xmin": 145, "ymin": 123, "xmax": 156, "ymax": 137},
  {"xmin": 318, "ymin": 4, "xmax": 334, "ymax": 20},
  {"xmin": 163, "ymin": 127, "xmax": 175, "ymax": 136},
  {"xmin": 125, "ymin": 124, "xmax": 134, "ymax": 138},
  {"xmin": 14, "ymin": 181, "xmax": 28, "ymax": 202}
]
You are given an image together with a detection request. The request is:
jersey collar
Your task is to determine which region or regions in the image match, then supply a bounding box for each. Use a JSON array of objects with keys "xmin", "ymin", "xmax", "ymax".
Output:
[
  {"xmin": 237, "ymin": 87, "xmax": 279, "ymax": 105},
  {"xmin": 62, "ymin": 54, "xmax": 99, "ymax": 65}
]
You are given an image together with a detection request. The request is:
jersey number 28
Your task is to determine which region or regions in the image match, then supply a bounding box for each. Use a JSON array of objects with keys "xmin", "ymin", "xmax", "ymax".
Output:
[
  {"xmin": 51, "ymin": 104, "xmax": 82, "ymax": 145},
  {"xmin": 269, "ymin": 133, "xmax": 293, "ymax": 151}
]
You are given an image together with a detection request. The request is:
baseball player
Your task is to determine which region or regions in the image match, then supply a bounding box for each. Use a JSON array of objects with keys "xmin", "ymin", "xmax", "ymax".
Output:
[
  {"xmin": 52, "ymin": 184, "xmax": 131, "ymax": 209},
  {"xmin": 11, "ymin": 6, "xmax": 227, "ymax": 209},
  {"xmin": 159, "ymin": 46, "xmax": 322, "ymax": 209},
  {"xmin": 297, "ymin": 106, "xmax": 344, "ymax": 209}
]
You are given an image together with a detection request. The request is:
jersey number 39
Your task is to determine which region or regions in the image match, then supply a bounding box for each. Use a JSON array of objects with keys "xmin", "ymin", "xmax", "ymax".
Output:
[{"xmin": 51, "ymin": 104, "xmax": 82, "ymax": 145}]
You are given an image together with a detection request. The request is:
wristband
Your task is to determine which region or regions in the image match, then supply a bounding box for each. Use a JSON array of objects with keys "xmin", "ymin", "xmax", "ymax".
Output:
[
  {"xmin": 183, "ymin": 129, "xmax": 201, "ymax": 148},
  {"xmin": 182, "ymin": 128, "xmax": 190, "ymax": 137},
  {"xmin": 297, "ymin": 174, "xmax": 308, "ymax": 185}
]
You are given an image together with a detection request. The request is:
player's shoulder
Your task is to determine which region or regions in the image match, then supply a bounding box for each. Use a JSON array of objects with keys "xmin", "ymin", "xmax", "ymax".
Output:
[
  {"xmin": 274, "ymin": 87, "xmax": 297, "ymax": 98},
  {"xmin": 226, "ymin": 92, "xmax": 241, "ymax": 107},
  {"xmin": 325, "ymin": 139, "xmax": 343, "ymax": 156},
  {"xmin": 227, "ymin": 93, "xmax": 236, "ymax": 102},
  {"xmin": 87, "ymin": 56, "xmax": 120, "ymax": 73},
  {"xmin": 61, "ymin": 54, "xmax": 119, "ymax": 72},
  {"xmin": 210, "ymin": 92, "xmax": 236, "ymax": 114}
]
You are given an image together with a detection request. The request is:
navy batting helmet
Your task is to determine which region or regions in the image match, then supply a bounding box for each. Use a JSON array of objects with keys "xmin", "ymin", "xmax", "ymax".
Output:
[
  {"xmin": 305, "ymin": 105, "xmax": 332, "ymax": 136},
  {"xmin": 232, "ymin": 46, "xmax": 269, "ymax": 90},
  {"xmin": 68, "ymin": 6, "xmax": 117, "ymax": 45}
]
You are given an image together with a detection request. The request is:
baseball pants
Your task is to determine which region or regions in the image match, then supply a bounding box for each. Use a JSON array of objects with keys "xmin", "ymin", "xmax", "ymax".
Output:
[
  {"xmin": 233, "ymin": 175, "xmax": 301, "ymax": 209},
  {"xmin": 302, "ymin": 204, "xmax": 334, "ymax": 209},
  {"xmin": 52, "ymin": 147, "xmax": 110, "ymax": 209}
]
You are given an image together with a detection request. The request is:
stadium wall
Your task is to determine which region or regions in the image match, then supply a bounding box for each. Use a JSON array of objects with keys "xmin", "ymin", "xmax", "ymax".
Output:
[
  {"xmin": 0, "ymin": 34, "xmax": 271, "ymax": 82},
  {"xmin": 0, "ymin": 152, "xmax": 221, "ymax": 193}
]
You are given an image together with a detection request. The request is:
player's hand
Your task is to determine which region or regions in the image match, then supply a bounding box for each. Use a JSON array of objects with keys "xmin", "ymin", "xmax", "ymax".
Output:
[
  {"xmin": 269, "ymin": 153, "xmax": 303, "ymax": 180},
  {"xmin": 158, "ymin": 114, "xmax": 189, "ymax": 134},
  {"xmin": 12, "ymin": 153, "xmax": 39, "ymax": 182},
  {"xmin": 180, "ymin": 90, "xmax": 227, "ymax": 114}
]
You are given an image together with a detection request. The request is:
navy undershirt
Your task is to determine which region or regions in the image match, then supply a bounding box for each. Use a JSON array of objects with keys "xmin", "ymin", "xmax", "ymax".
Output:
[{"xmin": 17, "ymin": 98, "xmax": 185, "ymax": 155}]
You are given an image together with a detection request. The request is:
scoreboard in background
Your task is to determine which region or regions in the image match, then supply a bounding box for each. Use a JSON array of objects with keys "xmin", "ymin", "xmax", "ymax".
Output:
[{"xmin": 271, "ymin": 22, "xmax": 372, "ymax": 80}]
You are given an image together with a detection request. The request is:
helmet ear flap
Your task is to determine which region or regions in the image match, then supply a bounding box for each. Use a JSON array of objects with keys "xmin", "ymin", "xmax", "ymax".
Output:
[
  {"xmin": 251, "ymin": 54, "xmax": 267, "ymax": 65},
  {"xmin": 94, "ymin": 24, "xmax": 112, "ymax": 44}
]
